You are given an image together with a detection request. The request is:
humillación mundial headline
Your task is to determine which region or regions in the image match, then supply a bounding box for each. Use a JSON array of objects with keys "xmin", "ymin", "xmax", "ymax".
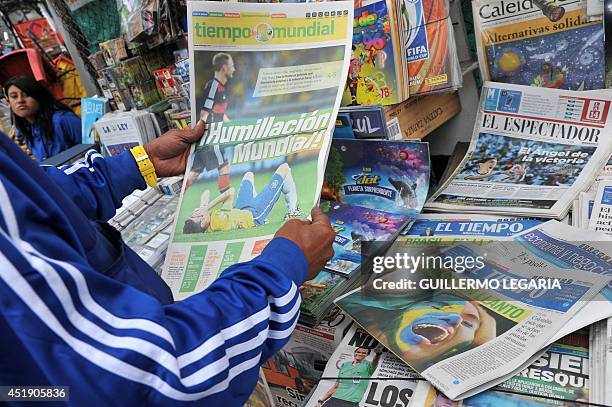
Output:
[{"xmin": 371, "ymin": 253, "xmax": 563, "ymax": 291}]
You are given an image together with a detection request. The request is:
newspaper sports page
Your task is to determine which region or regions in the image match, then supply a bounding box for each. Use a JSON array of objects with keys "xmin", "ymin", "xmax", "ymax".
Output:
[
  {"xmin": 161, "ymin": 1, "xmax": 353, "ymax": 300},
  {"xmin": 427, "ymin": 81, "xmax": 612, "ymax": 218}
]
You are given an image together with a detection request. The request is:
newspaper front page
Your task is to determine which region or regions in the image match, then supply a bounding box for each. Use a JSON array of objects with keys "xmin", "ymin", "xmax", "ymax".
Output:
[
  {"xmin": 427, "ymin": 82, "xmax": 612, "ymax": 218},
  {"xmin": 262, "ymin": 308, "xmax": 353, "ymax": 407},
  {"xmin": 411, "ymin": 329, "xmax": 590, "ymax": 406},
  {"xmin": 588, "ymin": 178, "xmax": 612, "ymax": 234},
  {"xmin": 161, "ymin": 1, "xmax": 353, "ymax": 299},
  {"xmin": 335, "ymin": 238, "xmax": 610, "ymax": 400},
  {"xmin": 304, "ymin": 325, "xmax": 419, "ymax": 407},
  {"xmin": 401, "ymin": 214, "xmax": 543, "ymax": 240},
  {"xmin": 512, "ymin": 221, "xmax": 612, "ymax": 343},
  {"xmin": 473, "ymin": 0, "xmax": 604, "ymax": 90}
]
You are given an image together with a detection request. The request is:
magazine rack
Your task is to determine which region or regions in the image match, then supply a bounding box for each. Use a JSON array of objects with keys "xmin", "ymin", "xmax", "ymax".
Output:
[{"xmin": 426, "ymin": 0, "xmax": 480, "ymax": 156}]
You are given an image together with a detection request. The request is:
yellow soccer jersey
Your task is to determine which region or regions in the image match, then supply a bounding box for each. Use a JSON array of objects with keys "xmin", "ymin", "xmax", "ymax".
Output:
[{"xmin": 209, "ymin": 208, "xmax": 255, "ymax": 232}]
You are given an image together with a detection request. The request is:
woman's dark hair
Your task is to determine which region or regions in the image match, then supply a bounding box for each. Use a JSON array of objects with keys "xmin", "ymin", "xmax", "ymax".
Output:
[{"xmin": 3, "ymin": 76, "xmax": 73, "ymax": 144}]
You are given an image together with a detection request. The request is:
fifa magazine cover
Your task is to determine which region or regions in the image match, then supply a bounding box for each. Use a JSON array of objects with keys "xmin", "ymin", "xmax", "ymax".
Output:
[
  {"xmin": 473, "ymin": 0, "xmax": 605, "ymax": 90},
  {"xmin": 321, "ymin": 139, "xmax": 430, "ymax": 217},
  {"xmin": 161, "ymin": 1, "xmax": 353, "ymax": 300},
  {"xmin": 342, "ymin": 0, "xmax": 406, "ymax": 106},
  {"xmin": 401, "ymin": 0, "xmax": 461, "ymax": 95},
  {"xmin": 321, "ymin": 200, "xmax": 412, "ymax": 275}
]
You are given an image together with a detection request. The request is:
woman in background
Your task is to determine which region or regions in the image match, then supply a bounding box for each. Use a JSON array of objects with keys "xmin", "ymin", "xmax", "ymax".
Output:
[{"xmin": 4, "ymin": 75, "xmax": 81, "ymax": 161}]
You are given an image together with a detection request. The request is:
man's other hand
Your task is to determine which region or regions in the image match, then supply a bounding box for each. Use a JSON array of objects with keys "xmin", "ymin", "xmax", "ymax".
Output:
[
  {"xmin": 144, "ymin": 120, "xmax": 206, "ymax": 177},
  {"xmin": 274, "ymin": 207, "xmax": 335, "ymax": 280}
]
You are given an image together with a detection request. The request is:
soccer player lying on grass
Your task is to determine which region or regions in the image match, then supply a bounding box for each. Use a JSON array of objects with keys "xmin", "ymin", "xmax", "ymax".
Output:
[{"xmin": 183, "ymin": 162, "xmax": 304, "ymax": 233}]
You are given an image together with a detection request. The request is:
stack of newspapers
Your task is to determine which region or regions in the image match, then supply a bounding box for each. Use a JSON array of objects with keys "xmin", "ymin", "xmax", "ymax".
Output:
[
  {"xmin": 291, "ymin": 219, "xmax": 612, "ymax": 406},
  {"xmin": 590, "ymin": 317, "xmax": 612, "ymax": 405},
  {"xmin": 94, "ymin": 109, "xmax": 162, "ymax": 156}
]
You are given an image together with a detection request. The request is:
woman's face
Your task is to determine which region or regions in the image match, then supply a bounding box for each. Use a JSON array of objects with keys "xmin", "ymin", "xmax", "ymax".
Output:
[
  {"xmin": 7, "ymin": 85, "xmax": 39, "ymax": 121},
  {"xmin": 394, "ymin": 300, "xmax": 482, "ymax": 365}
]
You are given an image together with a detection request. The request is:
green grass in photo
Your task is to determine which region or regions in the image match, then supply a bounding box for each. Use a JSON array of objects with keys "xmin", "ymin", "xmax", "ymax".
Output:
[{"xmin": 173, "ymin": 160, "xmax": 316, "ymax": 243}]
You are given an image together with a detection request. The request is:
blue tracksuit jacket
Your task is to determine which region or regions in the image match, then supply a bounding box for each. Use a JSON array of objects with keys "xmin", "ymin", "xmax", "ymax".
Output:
[{"xmin": 0, "ymin": 132, "xmax": 306, "ymax": 405}]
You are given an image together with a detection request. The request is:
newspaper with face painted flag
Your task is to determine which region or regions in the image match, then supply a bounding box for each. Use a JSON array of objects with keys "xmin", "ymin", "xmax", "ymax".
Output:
[{"xmin": 334, "ymin": 233, "xmax": 610, "ymax": 400}]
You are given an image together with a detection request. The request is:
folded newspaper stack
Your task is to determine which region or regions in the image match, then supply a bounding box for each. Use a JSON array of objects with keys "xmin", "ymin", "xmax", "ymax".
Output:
[
  {"xmin": 332, "ymin": 220, "xmax": 612, "ymax": 400},
  {"xmin": 427, "ymin": 82, "xmax": 612, "ymax": 219},
  {"xmin": 589, "ymin": 317, "xmax": 612, "ymax": 405},
  {"xmin": 94, "ymin": 109, "xmax": 162, "ymax": 156}
]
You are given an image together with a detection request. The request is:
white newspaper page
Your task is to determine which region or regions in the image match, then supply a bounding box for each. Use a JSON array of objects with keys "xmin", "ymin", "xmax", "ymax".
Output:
[
  {"xmin": 427, "ymin": 82, "xmax": 612, "ymax": 218},
  {"xmin": 513, "ymin": 221, "xmax": 612, "ymax": 342},
  {"xmin": 588, "ymin": 179, "xmax": 612, "ymax": 235},
  {"xmin": 162, "ymin": 1, "xmax": 353, "ymax": 299}
]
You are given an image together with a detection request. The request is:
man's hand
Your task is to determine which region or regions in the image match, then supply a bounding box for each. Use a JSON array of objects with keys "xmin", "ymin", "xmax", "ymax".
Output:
[
  {"xmin": 274, "ymin": 207, "xmax": 335, "ymax": 280},
  {"xmin": 143, "ymin": 120, "xmax": 206, "ymax": 177}
]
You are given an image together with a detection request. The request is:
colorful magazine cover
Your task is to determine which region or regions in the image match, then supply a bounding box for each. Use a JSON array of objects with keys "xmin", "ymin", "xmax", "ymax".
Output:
[
  {"xmin": 401, "ymin": 0, "xmax": 460, "ymax": 95},
  {"xmin": 81, "ymin": 97, "xmax": 108, "ymax": 144},
  {"xmin": 162, "ymin": 1, "xmax": 353, "ymax": 300},
  {"xmin": 473, "ymin": 0, "xmax": 605, "ymax": 90},
  {"xmin": 322, "ymin": 200, "xmax": 411, "ymax": 275},
  {"xmin": 321, "ymin": 139, "xmax": 430, "ymax": 216},
  {"xmin": 342, "ymin": 0, "xmax": 406, "ymax": 106}
]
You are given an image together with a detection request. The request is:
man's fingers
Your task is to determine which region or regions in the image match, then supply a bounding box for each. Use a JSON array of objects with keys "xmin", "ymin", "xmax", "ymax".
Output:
[
  {"xmin": 310, "ymin": 207, "xmax": 331, "ymax": 226},
  {"xmin": 179, "ymin": 120, "xmax": 207, "ymax": 143}
]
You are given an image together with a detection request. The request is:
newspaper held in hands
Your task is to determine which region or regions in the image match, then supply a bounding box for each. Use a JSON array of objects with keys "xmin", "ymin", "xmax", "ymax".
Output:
[
  {"xmin": 161, "ymin": 1, "xmax": 353, "ymax": 300},
  {"xmin": 427, "ymin": 82, "xmax": 612, "ymax": 219}
]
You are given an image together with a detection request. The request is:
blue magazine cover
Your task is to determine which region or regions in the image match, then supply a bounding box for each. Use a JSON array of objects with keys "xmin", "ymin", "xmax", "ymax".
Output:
[
  {"xmin": 322, "ymin": 139, "xmax": 430, "ymax": 216},
  {"xmin": 322, "ymin": 200, "xmax": 411, "ymax": 275},
  {"xmin": 81, "ymin": 97, "xmax": 108, "ymax": 144}
]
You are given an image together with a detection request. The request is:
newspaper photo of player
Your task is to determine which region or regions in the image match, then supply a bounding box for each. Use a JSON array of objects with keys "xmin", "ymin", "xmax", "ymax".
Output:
[
  {"xmin": 315, "ymin": 345, "xmax": 383, "ymax": 407},
  {"xmin": 172, "ymin": 46, "xmax": 348, "ymax": 243},
  {"xmin": 459, "ymin": 133, "xmax": 596, "ymax": 186}
]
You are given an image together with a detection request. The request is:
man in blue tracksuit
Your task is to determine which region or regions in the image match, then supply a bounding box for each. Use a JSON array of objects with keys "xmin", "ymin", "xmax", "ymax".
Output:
[{"xmin": 0, "ymin": 120, "xmax": 335, "ymax": 405}]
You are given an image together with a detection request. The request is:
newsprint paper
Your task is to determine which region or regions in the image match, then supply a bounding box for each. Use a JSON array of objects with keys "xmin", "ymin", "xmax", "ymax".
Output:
[
  {"xmin": 335, "ymin": 238, "xmax": 610, "ymax": 400},
  {"xmin": 161, "ymin": 1, "xmax": 353, "ymax": 299},
  {"xmin": 427, "ymin": 81, "xmax": 612, "ymax": 218}
]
